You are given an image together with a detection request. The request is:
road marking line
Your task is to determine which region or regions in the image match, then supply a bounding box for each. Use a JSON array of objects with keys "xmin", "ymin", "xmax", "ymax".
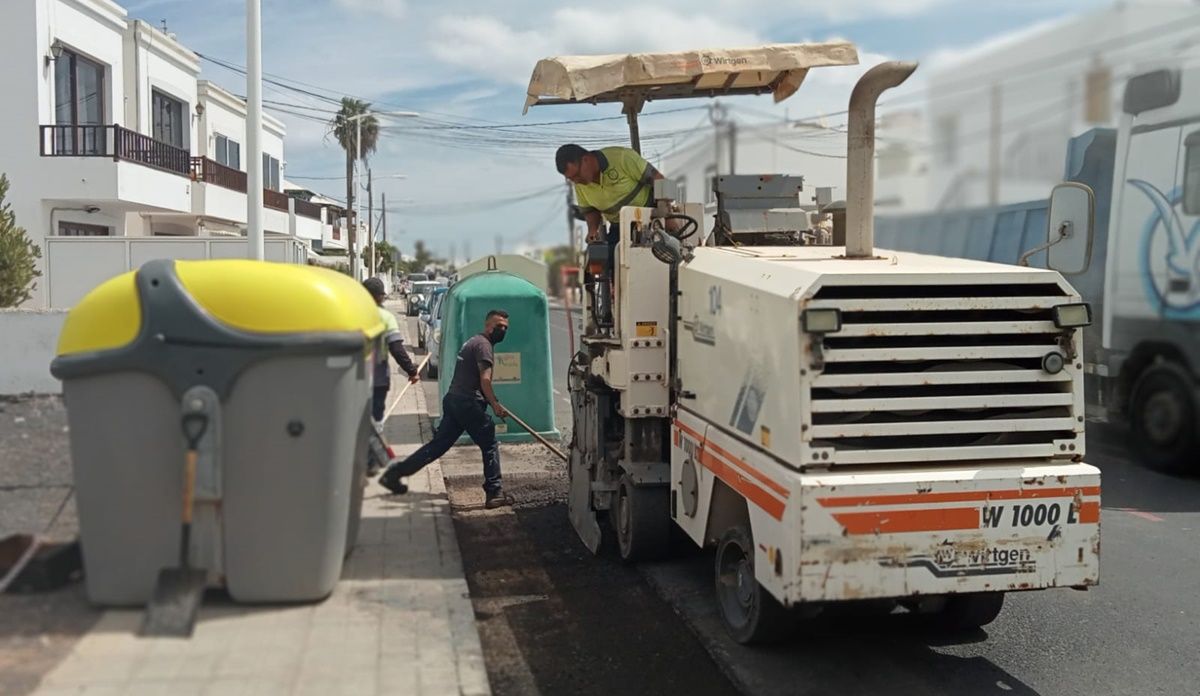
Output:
[{"xmin": 1116, "ymin": 508, "xmax": 1164, "ymax": 522}]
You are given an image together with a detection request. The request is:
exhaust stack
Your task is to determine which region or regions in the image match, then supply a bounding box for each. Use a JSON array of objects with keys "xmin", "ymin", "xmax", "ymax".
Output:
[{"xmin": 845, "ymin": 61, "xmax": 918, "ymax": 258}]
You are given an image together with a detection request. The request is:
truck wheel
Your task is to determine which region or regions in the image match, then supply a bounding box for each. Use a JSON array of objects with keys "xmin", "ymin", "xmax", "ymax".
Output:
[
  {"xmin": 715, "ymin": 525, "xmax": 792, "ymax": 644},
  {"xmin": 417, "ymin": 330, "xmax": 426, "ymax": 350},
  {"xmin": 931, "ymin": 592, "xmax": 1005, "ymax": 632},
  {"xmin": 614, "ymin": 475, "xmax": 670, "ymax": 562},
  {"xmin": 426, "ymin": 359, "xmax": 439, "ymax": 379},
  {"xmin": 1130, "ymin": 362, "xmax": 1197, "ymax": 472}
]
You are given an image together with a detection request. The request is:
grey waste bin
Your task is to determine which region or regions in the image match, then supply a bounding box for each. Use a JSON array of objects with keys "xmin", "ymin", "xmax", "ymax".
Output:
[{"xmin": 51, "ymin": 259, "xmax": 384, "ymax": 606}]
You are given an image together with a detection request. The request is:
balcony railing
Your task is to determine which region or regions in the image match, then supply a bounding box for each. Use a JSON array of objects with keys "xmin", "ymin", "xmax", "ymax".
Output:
[
  {"xmin": 293, "ymin": 198, "xmax": 323, "ymax": 220},
  {"xmin": 190, "ymin": 157, "xmax": 247, "ymax": 193},
  {"xmin": 264, "ymin": 188, "xmax": 290, "ymax": 212},
  {"xmin": 40, "ymin": 124, "xmax": 191, "ymax": 177}
]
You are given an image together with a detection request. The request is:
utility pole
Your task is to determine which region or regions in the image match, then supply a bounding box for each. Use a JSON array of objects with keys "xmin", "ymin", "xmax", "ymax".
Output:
[
  {"xmin": 381, "ymin": 191, "xmax": 387, "ymax": 245},
  {"xmin": 245, "ymin": 0, "xmax": 263, "ymax": 260},
  {"xmin": 988, "ymin": 82, "xmax": 1002, "ymax": 207},
  {"xmin": 368, "ymin": 167, "xmax": 375, "ymax": 278},
  {"xmin": 449, "ymin": 241, "xmax": 457, "ymax": 269}
]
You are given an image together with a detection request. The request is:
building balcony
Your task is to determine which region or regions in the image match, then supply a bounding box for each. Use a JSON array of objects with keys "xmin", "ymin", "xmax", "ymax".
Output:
[{"xmin": 38, "ymin": 124, "xmax": 193, "ymax": 213}]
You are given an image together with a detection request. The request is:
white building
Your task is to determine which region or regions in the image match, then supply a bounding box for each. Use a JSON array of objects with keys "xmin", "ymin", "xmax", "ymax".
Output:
[
  {"xmin": 925, "ymin": 0, "xmax": 1200, "ymax": 210},
  {"xmin": 0, "ymin": 0, "xmax": 341, "ymax": 307}
]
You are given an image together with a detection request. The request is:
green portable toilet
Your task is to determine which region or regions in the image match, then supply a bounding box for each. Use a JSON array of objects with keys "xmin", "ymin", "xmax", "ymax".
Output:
[{"xmin": 437, "ymin": 270, "xmax": 559, "ymax": 443}]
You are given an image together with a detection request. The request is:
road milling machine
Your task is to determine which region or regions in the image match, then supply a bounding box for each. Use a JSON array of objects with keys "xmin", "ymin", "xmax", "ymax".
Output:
[{"xmin": 523, "ymin": 43, "xmax": 1101, "ymax": 643}]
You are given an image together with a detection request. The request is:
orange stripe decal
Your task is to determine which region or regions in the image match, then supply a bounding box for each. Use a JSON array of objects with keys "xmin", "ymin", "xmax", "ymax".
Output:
[
  {"xmin": 834, "ymin": 507, "xmax": 980, "ymax": 535},
  {"xmin": 697, "ymin": 449, "xmax": 786, "ymax": 521},
  {"xmin": 818, "ymin": 486, "xmax": 1102, "ymax": 508},
  {"xmin": 1078, "ymin": 501, "xmax": 1100, "ymax": 524},
  {"xmin": 673, "ymin": 421, "xmax": 790, "ymax": 499}
]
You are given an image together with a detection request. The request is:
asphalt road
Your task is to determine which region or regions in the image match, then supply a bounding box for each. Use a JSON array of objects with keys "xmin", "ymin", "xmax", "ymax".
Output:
[{"xmin": 537, "ymin": 306, "xmax": 1200, "ymax": 696}]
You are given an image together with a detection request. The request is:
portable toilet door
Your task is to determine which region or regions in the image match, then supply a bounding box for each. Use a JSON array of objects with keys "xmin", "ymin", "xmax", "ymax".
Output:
[{"xmin": 436, "ymin": 269, "xmax": 559, "ymax": 443}]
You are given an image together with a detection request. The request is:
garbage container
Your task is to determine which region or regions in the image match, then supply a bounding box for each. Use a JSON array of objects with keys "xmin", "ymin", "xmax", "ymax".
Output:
[
  {"xmin": 436, "ymin": 270, "xmax": 559, "ymax": 443},
  {"xmin": 51, "ymin": 259, "xmax": 383, "ymax": 606}
]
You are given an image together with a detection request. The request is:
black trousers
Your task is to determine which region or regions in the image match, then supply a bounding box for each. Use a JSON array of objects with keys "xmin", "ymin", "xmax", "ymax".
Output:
[{"xmin": 385, "ymin": 393, "xmax": 502, "ymax": 494}]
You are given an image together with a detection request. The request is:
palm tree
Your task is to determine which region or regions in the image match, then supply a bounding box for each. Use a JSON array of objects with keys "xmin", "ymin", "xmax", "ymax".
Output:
[{"xmin": 330, "ymin": 98, "xmax": 379, "ymax": 278}]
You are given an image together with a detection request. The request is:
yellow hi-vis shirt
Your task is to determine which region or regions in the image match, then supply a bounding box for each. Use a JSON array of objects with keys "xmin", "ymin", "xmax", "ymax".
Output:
[{"xmin": 573, "ymin": 147, "xmax": 656, "ymax": 223}]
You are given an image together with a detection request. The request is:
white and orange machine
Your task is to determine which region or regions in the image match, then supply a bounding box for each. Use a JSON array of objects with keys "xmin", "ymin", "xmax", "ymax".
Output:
[{"xmin": 524, "ymin": 44, "xmax": 1100, "ymax": 643}]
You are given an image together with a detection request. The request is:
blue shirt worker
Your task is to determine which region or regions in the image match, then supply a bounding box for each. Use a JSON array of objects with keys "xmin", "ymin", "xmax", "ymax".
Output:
[
  {"xmin": 363, "ymin": 278, "xmax": 419, "ymax": 424},
  {"xmin": 379, "ymin": 310, "xmax": 515, "ymax": 509}
]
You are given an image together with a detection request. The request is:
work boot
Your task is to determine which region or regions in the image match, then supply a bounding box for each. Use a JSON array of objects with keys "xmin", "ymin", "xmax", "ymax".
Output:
[
  {"xmin": 485, "ymin": 490, "xmax": 514, "ymax": 509},
  {"xmin": 378, "ymin": 467, "xmax": 409, "ymax": 495}
]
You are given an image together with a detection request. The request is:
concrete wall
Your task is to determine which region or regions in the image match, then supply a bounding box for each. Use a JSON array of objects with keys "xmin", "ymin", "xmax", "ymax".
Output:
[{"xmin": 0, "ymin": 310, "xmax": 68, "ymax": 395}]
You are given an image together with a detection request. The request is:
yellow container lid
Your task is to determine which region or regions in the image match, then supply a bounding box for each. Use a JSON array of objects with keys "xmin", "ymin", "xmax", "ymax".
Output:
[{"xmin": 57, "ymin": 260, "xmax": 385, "ymax": 356}]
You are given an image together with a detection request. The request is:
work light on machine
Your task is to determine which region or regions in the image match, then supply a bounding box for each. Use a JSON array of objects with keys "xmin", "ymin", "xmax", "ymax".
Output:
[
  {"xmin": 802, "ymin": 308, "xmax": 843, "ymax": 334},
  {"xmin": 1052, "ymin": 303, "xmax": 1093, "ymax": 329}
]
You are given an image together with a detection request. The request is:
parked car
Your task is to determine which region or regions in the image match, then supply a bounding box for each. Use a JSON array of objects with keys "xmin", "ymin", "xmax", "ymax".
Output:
[
  {"xmin": 407, "ymin": 281, "xmax": 439, "ymax": 316},
  {"xmin": 423, "ymin": 290, "xmax": 448, "ymax": 379},
  {"xmin": 416, "ymin": 287, "xmax": 447, "ymax": 350},
  {"xmin": 400, "ymin": 272, "xmax": 429, "ymax": 296}
]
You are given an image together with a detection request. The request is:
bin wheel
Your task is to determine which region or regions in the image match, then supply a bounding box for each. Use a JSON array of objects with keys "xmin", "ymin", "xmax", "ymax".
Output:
[
  {"xmin": 1129, "ymin": 362, "xmax": 1197, "ymax": 472},
  {"xmin": 929, "ymin": 592, "xmax": 1006, "ymax": 632},
  {"xmin": 715, "ymin": 525, "xmax": 792, "ymax": 644},
  {"xmin": 614, "ymin": 475, "xmax": 670, "ymax": 562}
]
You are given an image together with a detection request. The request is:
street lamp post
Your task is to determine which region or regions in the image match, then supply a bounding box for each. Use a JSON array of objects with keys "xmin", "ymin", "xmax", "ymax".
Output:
[
  {"xmin": 365, "ymin": 173, "xmax": 407, "ymax": 278},
  {"xmin": 246, "ymin": 0, "xmax": 264, "ymax": 260},
  {"xmin": 346, "ymin": 110, "xmax": 416, "ymax": 280}
]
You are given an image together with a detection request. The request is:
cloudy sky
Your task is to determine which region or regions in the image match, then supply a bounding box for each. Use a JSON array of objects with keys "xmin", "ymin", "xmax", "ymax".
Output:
[{"xmin": 128, "ymin": 0, "xmax": 1120, "ymax": 262}]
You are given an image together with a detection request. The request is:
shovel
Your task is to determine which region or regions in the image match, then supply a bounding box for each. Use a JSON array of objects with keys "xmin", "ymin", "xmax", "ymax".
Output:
[
  {"xmin": 504, "ymin": 408, "xmax": 568, "ymax": 462},
  {"xmin": 141, "ymin": 411, "xmax": 209, "ymax": 637}
]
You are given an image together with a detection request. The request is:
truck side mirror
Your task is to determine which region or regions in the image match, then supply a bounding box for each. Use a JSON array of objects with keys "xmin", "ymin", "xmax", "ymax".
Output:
[{"xmin": 1019, "ymin": 183, "xmax": 1095, "ymax": 274}]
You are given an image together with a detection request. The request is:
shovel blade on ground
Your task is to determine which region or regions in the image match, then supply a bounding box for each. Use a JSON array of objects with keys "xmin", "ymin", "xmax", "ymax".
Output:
[{"xmin": 140, "ymin": 567, "xmax": 207, "ymax": 638}]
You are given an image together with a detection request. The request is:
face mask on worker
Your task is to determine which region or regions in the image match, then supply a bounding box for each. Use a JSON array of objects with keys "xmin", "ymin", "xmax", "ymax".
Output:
[{"xmin": 489, "ymin": 325, "xmax": 507, "ymax": 344}]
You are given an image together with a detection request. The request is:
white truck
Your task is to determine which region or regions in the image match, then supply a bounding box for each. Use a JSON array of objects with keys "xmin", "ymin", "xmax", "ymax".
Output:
[
  {"xmin": 876, "ymin": 59, "xmax": 1200, "ymax": 472},
  {"xmin": 524, "ymin": 44, "xmax": 1101, "ymax": 643}
]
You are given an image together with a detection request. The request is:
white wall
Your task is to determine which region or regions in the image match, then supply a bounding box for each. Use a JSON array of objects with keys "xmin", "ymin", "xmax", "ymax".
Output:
[
  {"xmin": 43, "ymin": 236, "xmax": 310, "ymax": 307},
  {"xmin": 0, "ymin": 310, "xmax": 68, "ymax": 395},
  {"xmin": 122, "ymin": 20, "xmax": 199, "ymax": 150},
  {"xmin": 293, "ymin": 213, "xmax": 323, "ymax": 242},
  {"xmin": 0, "ymin": 0, "xmax": 130, "ymax": 307},
  {"xmin": 198, "ymin": 82, "xmax": 246, "ymax": 164}
]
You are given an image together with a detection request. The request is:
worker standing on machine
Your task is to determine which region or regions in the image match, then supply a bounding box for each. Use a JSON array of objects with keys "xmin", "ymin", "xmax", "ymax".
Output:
[
  {"xmin": 555, "ymin": 144, "xmax": 666, "ymax": 245},
  {"xmin": 378, "ymin": 310, "xmax": 515, "ymax": 508}
]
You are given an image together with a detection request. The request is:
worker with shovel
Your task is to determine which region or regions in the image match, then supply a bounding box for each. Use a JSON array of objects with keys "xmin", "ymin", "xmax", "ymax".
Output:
[{"xmin": 378, "ymin": 310, "xmax": 515, "ymax": 509}]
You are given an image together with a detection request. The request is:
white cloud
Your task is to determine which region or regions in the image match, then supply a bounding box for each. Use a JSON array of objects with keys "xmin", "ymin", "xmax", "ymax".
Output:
[
  {"xmin": 333, "ymin": 0, "xmax": 407, "ymax": 21},
  {"xmin": 430, "ymin": 7, "xmax": 762, "ymax": 85}
]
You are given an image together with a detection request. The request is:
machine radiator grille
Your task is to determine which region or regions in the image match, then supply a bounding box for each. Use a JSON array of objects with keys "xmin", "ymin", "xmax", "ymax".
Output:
[{"xmin": 805, "ymin": 281, "xmax": 1080, "ymax": 466}]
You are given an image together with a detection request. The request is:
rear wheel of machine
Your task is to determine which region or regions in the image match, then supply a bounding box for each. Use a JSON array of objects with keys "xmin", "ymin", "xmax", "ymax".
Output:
[
  {"xmin": 930, "ymin": 592, "xmax": 1005, "ymax": 632},
  {"xmin": 715, "ymin": 525, "xmax": 792, "ymax": 644},
  {"xmin": 1129, "ymin": 362, "xmax": 1197, "ymax": 472},
  {"xmin": 614, "ymin": 475, "xmax": 670, "ymax": 562}
]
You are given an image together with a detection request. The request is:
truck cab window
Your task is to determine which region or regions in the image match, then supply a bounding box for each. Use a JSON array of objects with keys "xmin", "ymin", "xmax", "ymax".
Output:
[{"xmin": 1184, "ymin": 131, "xmax": 1200, "ymax": 215}]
